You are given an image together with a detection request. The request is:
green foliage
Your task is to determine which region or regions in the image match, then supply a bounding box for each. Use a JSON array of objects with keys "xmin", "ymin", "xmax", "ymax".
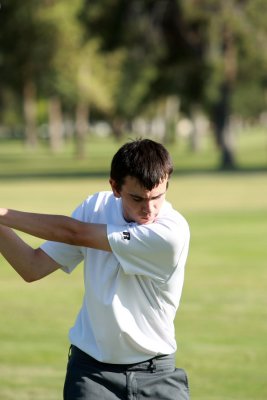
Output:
[
  {"xmin": 38, "ymin": 0, "xmax": 83, "ymax": 100},
  {"xmin": 1, "ymin": 0, "xmax": 267, "ymax": 168},
  {"xmin": 1, "ymin": 0, "xmax": 267, "ymax": 119},
  {"xmin": 0, "ymin": 90, "xmax": 22, "ymax": 127},
  {"xmin": 0, "ymin": 0, "xmax": 57, "ymax": 88},
  {"xmin": 232, "ymin": 83, "xmax": 266, "ymax": 118},
  {"xmin": 181, "ymin": 0, "xmax": 267, "ymax": 116},
  {"xmin": 76, "ymin": 40, "xmax": 124, "ymax": 113}
]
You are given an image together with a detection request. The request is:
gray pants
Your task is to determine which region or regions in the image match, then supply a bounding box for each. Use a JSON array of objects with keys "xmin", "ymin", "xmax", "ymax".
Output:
[{"xmin": 63, "ymin": 346, "xmax": 189, "ymax": 400}]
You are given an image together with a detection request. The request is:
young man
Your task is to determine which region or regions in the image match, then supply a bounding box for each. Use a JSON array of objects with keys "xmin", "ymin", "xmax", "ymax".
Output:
[{"xmin": 0, "ymin": 138, "xmax": 190, "ymax": 399}]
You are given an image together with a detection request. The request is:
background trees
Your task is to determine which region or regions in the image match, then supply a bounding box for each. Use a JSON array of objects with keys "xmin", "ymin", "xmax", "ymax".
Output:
[
  {"xmin": 0, "ymin": 0, "xmax": 266, "ymax": 168},
  {"xmin": 181, "ymin": 0, "xmax": 267, "ymax": 168}
]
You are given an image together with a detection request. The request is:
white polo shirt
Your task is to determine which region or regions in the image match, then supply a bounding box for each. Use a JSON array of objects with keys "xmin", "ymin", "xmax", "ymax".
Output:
[{"xmin": 40, "ymin": 191, "xmax": 190, "ymax": 364}]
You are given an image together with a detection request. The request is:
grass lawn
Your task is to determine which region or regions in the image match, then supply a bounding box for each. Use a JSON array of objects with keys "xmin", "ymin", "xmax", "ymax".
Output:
[
  {"xmin": 175, "ymin": 175, "xmax": 267, "ymax": 399},
  {"xmin": 0, "ymin": 132, "xmax": 267, "ymax": 399}
]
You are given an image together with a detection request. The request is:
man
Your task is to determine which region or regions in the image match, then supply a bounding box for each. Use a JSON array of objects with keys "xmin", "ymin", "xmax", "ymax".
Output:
[{"xmin": 0, "ymin": 138, "xmax": 190, "ymax": 399}]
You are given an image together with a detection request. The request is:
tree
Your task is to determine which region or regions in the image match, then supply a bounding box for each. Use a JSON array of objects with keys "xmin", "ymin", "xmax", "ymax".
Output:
[
  {"xmin": 39, "ymin": 1, "xmax": 123, "ymax": 157},
  {"xmin": 181, "ymin": 0, "xmax": 267, "ymax": 169},
  {"xmin": 0, "ymin": 0, "xmax": 57, "ymax": 147},
  {"xmin": 80, "ymin": 0, "xmax": 206, "ymax": 138},
  {"xmin": 74, "ymin": 40, "xmax": 123, "ymax": 156},
  {"xmin": 2, "ymin": 0, "xmax": 266, "ymax": 167},
  {"xmin": 81, "ymin": 0, "xmax": 267, "ymax": 168}
]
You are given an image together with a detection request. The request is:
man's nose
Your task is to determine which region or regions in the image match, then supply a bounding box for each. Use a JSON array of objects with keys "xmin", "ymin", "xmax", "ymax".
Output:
[{"xmin": 143, "ymin": 200, "xmax": 153, "ymax": 213}]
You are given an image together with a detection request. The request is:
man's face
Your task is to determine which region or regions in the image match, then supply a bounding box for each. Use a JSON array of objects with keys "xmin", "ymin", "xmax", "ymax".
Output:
[{"xmin": 110, "ymin": 175, "xmax": 168, "ymax": 225}]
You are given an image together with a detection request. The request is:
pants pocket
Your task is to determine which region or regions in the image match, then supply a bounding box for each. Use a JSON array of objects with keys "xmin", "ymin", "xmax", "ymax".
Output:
[{"xmin": 133, "ymin": 367, "xmax": 190, "ymax": 399}]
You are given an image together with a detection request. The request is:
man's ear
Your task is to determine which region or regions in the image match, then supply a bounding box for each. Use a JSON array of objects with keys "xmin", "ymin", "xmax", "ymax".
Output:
[{"xmin": 109, "ymin": 178, "xmax": 121, "ymax": 198}]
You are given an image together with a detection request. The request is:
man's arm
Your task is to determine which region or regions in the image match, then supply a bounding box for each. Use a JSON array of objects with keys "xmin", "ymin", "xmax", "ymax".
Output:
[
  {"xmin": 0, "ymin": 208, "xmax": 111, "ymax": 251},
  {"xmin": 0, "ymin": 207, "xmax": 112, "ymax": 282},
  {"xmin": 0, "ymin": 225, "xmax": 60, "ymax": 282}
]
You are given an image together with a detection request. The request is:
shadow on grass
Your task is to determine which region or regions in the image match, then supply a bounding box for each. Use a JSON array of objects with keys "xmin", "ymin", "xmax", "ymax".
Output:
[
  {"xmin": 0, "ymin": 170, "xmax": 110, "ymax": 181},
  {"xmin": 0, "ymin": 166, "xmax": 266, "ymax": 181}
]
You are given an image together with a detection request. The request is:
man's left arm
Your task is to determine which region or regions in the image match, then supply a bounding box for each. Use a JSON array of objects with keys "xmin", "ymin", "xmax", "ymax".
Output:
[
  {"xmin": 0, "ymin": 208, "xmax": 111, "ymax": 252},
  {"xmin": 107, "ymin": 217, "xmax": 190, "ymax": 282}
]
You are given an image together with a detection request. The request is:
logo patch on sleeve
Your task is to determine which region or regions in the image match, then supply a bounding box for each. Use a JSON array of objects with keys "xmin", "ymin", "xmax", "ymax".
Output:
[{"xmin": 122, "ymin": 231, "xmax": 131, "ymax": 240}]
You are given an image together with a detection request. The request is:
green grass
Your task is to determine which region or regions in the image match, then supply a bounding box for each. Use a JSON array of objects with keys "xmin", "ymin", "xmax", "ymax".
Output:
[
  {"xmin": 0, "ymin": 132, "xmax": 267, "ymax": 399},
  {"xmin": 0, "ymin": 125, "xmax": 266, "ymax": 180}
]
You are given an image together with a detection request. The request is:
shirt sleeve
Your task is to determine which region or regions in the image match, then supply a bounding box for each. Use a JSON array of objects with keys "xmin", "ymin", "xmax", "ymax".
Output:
[
  {"xmin": 40, "ymin": 241, "xmax": 84, "ymax": 274},
  {"xmin": 107, "ymin": 215, "xmax": 190, "ymax": 283}
]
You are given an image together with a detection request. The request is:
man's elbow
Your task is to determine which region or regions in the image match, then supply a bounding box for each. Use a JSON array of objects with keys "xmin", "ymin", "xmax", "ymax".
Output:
[
  {"xmin": 21, "ymin": 253, "xmax": 48, "ymax": 283},
  {"xmin": 23, "ymin": 276, "xmax": 36, "ymax": 283},
  {"xmin": 21, "ymin": 270, "xmax": 41, "ymax": 283}
]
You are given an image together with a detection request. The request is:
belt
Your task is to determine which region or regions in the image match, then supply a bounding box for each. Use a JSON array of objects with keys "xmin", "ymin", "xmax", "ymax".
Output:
[{"xmin": 70, "ymin": 345, "xmax": 176, "ymax": 372}]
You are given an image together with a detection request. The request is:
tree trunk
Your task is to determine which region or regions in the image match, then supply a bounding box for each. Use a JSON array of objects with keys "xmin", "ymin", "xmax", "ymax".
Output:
[
  {"xmin": 23, "ymin": 80, "xmax": 38, "ymax": 148},
  {"xmin": 111, "ymin": 117, "xmax": 125, "ymax": 141},
  {"xmin": 164, "ymin": 96, "xmax": 179, "ymax": 145},
  {"xmin": 48, "ymin": 97, "xmax": 64, "ymax": 153},
  {"xmin": 189, "ymin": 107, "xmax": 206, "ymax": 152},
  {"xmin": 212, "ymin": 26, "xmax": 237, "ymax": 170},
  {"xmin": 75, "ymin": 101, "xmax": 89, "ymax": 159},
  {"xmin": 213, "ymin": 83, "xmax": 236, "ymax": 170}
]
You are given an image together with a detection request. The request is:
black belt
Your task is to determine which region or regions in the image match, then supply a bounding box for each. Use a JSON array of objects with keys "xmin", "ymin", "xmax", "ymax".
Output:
[{"xmin": 69, "ymin": 345, "xmax": 176, "ymax": 372}]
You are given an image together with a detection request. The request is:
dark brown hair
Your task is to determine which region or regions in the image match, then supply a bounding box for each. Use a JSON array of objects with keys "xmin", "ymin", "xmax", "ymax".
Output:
[{"xmin": 110, "ymin": 138, "xmax": 173, "ymax": 190}]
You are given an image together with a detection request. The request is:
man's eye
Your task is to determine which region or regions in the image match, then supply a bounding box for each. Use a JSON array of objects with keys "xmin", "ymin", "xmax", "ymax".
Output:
[{"xmin": 132, "ymin": 198, "xmax": 142, "ymax": 202}]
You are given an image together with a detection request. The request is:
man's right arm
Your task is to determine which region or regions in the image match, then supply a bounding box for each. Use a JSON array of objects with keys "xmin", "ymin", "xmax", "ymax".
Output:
[{"xmin": 0, "ymin": 225, "xmax": 60, "ymax": 282}]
